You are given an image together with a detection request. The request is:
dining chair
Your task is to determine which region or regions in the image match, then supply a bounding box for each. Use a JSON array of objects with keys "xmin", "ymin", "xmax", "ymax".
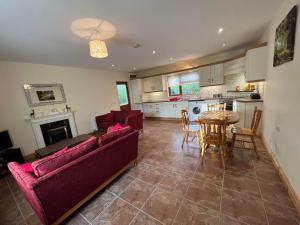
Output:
[
  {"xmin": 231, "ymin": 106, "xmax": 262, "ymax": 159},
  {"xmin": 180, "ymin": 109, "xmax": 199, "ymax": 148},
  {"xmin": 197, "ymin": 117, "xmax": 229, "ymax": 169},
  {"xmin": 207, "ymin": 103, "xmax": 226, "ymax": 111}
]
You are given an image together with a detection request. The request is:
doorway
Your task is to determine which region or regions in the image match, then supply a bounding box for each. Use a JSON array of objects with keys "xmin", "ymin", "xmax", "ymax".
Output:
[{"xmin": 116, "ymin": 81, "xmax": 131, "ymax": 111}]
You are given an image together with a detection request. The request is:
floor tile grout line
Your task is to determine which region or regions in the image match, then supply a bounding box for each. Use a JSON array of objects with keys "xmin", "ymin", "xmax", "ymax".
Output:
[
  {"xmin": 171, "ymin": 161, "xmax": 198, "ymax": 225},
  {"xmin": 109, "ymin": 186, "xmax": 166, "ymax": 225},
  {"xmin": 89, "ymin": 191, "xmax": 118, "ymax": 224},
  {"xmin": 218, "ymin": 170, "xmax": 225, "ymax": 224},
  {"xmin": 79, "ymin": 212, "xmax": 92, "ymax": 225},
  {"xmin": 253, "ymin": 159, "xmax": 270, "ymax": 225},
  {"xmin": 6, "ymin": 178, "xmax": 29, "ymax": 225}
]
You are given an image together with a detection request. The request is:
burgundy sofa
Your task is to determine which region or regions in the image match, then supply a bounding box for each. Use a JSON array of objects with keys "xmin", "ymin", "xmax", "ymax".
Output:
[
  {"xmin": 95, "ymin": 110, "xmax": 143, "ymax": 132},
  {"xmin": 8, "ymin": 129, "xmax": 139, "ymax": 225}
]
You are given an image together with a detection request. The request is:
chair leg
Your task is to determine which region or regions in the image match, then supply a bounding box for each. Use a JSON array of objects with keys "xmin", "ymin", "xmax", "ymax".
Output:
[
  {"xmin": 201, "ymin": 143, "xmax": 206, "ymax": 165},
  {"xmin": 186, "ymin": 132, "xmax": 190, "ymax": 143},
  {"xmin": 251, "ymin": 136, "xmax": 260, "ymax": 159},
  {"xmin": 181, "ymin": 132, "xmax": 187, "ymax": 149}
]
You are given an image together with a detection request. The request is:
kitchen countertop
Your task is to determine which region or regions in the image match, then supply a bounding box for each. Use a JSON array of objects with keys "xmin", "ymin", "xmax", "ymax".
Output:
[
  {"xmin": 141, "ymin": 97, "xmax": 263, "ymax": 104},
  {"xmin": 235, "ymin": 98, "xmax": 263, "ymax": 103}
]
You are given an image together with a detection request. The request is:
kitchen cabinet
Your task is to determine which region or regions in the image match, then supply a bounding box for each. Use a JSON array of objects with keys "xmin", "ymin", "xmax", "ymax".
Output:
[
  {"xmin": 143, "ymin": 75, "xmax": 163, "ymax": 93},
  {"xmin": 211, "ymin": 63, "xmax": 224, "ymax": 85},
  {"xmin": 245, "ymin": 46, "xmax": 268, "ymax": 82},
  {"xmin": 224, "ymin": 57, "xmax": 245, "ymax": 75},
  {"xmin": 199, "ymin": 66, "xmax": 211, "ymax": 87},
  {"xmin": 143, "ymin": 101, "xmax": 188, "ymax": 118},
  {"xmin": 130, "ymin": 79, "xmax": 143, "ymax": 103},
  {"xmin": 199, "ymin": 64, "xmax": 224, "ymax": 87},
  {"xmin": 233, "ymin": 101, "xmax": 263, "ymax": 135}
]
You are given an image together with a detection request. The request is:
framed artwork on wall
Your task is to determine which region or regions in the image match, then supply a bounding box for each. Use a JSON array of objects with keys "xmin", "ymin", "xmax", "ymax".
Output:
[
  {"xmin": 23, "ymin": 84, "xmax": 67, "ymax": 107},
  {"xmin": 273, "ymin": 5, "xmax": 298, "ymax": 67}
]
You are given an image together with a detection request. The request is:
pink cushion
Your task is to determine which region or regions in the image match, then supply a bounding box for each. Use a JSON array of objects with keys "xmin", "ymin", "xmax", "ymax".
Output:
[
  {"xmin": 99, "ymin": 126, "xmax": 132, "ymax": 147},
  {"xmin": 19, "ymin": 163, "xmax": 34, "ymax": 173},
  {"xmin": 107, "ymin": 123, "xmax": 124, "ymax": 133},
  {"xmin": 32, "ymin": 136, "xmax": 98, "ymax": 177},
  {"xmin": 53, "ymin": 147, "xmax": 68, "ymax": 156}
]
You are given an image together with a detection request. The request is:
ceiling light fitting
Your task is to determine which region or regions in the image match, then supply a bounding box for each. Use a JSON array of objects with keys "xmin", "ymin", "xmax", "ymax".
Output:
[{"xmin": 71, "ymin": 18, "xmax": 117, "ymax": 58}]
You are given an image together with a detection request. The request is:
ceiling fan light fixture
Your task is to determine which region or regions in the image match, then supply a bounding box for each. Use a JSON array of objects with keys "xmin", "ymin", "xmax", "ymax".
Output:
[{"xmin": 89, "ymin": 40, "xmax": 108, "ymax": 58}]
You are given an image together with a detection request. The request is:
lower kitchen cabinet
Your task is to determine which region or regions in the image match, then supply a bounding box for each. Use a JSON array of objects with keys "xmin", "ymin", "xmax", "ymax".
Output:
[
  {"xmin": 143, "ymin": 101, "xmax": 188, "ymax": 118},
  {"xmin": 233, "ymin": 101, "xmax": 263, "ymax": 135}
]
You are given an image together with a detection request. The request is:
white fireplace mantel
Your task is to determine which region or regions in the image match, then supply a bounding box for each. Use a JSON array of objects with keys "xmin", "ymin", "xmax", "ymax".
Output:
[{"xmin": 28, "ymin": 112, "xmax": 78, "ymax": 148}]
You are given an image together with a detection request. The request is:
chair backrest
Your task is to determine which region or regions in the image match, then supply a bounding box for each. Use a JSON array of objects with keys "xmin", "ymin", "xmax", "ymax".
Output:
[
  {"xmin": 250, "ymin": 106, "xmax": 262, "ymax": 135},
  {"xmin": 180, "ymin": 109, "xmax": 189, "ymax": 131},
  {"xmin": 207, "ymin": 103, "xmax": 226, "ymax": 111},
  {"xmin": 198, "ymin": 117, "xmax": 228, "ymax": 146}
]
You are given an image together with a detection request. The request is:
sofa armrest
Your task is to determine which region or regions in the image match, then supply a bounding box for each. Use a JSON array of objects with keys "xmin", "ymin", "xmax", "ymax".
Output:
[
  {"xmin": 8, "ymin": 162, "xmax": 47, "ymax": 225},
  {"xmin": 8, "ymin": 162, "xmax": 38, "ymax": 189}
]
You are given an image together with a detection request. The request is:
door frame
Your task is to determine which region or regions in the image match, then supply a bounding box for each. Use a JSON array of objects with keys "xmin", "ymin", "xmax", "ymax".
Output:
[{"xmin": 116, "ymin": 81, "xmax": 131, "ymax": 111}]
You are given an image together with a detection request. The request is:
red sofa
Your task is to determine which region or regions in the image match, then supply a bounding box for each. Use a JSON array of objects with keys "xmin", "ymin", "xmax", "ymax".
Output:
[
  {"xmin": 95, "ymin": 110, "xmax": 143, "ymax": 132},
  {"xmin": 8, "ymin": 129, "xmax": 139, "ymax": 225}
]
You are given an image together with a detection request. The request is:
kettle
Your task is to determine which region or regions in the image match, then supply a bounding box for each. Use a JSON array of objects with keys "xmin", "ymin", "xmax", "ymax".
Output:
[{"xmin": 250, "ymin": 93, "xmax": 261, "ymax": 99}]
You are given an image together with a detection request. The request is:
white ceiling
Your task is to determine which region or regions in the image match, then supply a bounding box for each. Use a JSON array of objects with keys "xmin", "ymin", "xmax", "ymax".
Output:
[{"xmin": 0, "ymin": 0, "xmax": 283, "ymax": 72}]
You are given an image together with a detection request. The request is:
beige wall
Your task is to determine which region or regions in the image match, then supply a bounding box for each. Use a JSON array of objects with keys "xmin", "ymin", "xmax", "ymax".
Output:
[
  {"xmin": 0, "ymin": 61, "xmax": 129, "ymax": 155},
  {"xmin": 261, "ymin": 0, "xmax": 300, "ymax": 196}
]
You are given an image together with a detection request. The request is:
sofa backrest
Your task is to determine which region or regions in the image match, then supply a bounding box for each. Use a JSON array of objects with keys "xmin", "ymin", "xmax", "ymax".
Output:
[
  {"xmin": 110, "ymin": 110, "xmax": 141, "ymax": 123},
  {"xmin": 32, "ymin": 136, "xmax": 98, "ymax": 177},
  {"xmin": 99, "ymin": 126, "xmax": 132, "ymax": 147}
]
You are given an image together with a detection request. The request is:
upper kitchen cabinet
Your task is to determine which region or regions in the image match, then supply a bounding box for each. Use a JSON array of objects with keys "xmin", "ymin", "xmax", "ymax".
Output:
[
  {"xmin": 245, "ymin": 45, "xmax": 268, "ymax": 82},
  {"xmin": 199, "ymin": 63, "xmax": 224, "ymax": 87},
  {"xmin": 211, "ymin": 63, "xmax": 224, "ymax": 85},
  {"xmin": 143, "ymin": 75, "xmax": 164, "ymax": 93},
  {"xmin": 130, "ymin": 79, "xmax": 143, "ymax": 104},
  {"xmin": 199, "ymin": 66, "xmax": 211, "ymax": 87},
  {"xmin": 224, "ymin": 57, "xmax": 245, "ymax": 75}
]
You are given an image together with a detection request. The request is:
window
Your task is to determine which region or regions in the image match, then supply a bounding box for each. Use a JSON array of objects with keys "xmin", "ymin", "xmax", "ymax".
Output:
[
  {"xmin": 182, "ymin": 83, "xmax": 200, "ymax": 95},
  {"xmin": 167, "ymin": 72, "xmax": 200, "ymax": 96},
  {"xmin": 116, "ymin": 84, "xmax": 129, "ymax": 106}
]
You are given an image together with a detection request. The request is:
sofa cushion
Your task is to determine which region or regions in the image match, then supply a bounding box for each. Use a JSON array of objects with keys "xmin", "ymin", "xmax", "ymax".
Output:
[
  {"xmin": 20, "ymin": 163, "xmax": 34, "ymax": 173},
  {"xmin": 32, "ymin": 136, "xmax": 98, "ymax": 177},
  {"xmin": 107, "ymin": 123, "xmax": 126, "ymax": 133},
  {"xmin": 99, "ymin": 126, "xmax": 132, "ymax": 147},
  {"xmin": 111, "ymin": 110, "xmax": 127, "ymax": 123}
]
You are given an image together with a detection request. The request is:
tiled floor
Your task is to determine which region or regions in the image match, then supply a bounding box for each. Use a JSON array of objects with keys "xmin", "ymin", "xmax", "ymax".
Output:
[{"xmin": 1, "ymin": 120, "xmax": 299, "ymax": 225}]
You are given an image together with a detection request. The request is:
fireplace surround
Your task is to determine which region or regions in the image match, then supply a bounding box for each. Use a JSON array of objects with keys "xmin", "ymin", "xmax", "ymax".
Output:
[{"xmin": 29, "ymin": 112, "xmax": 78, "ymax": 148}]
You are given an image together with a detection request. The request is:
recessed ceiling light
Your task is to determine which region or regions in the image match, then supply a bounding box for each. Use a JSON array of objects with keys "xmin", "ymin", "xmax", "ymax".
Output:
[
  {"xmin": 112, "ymin": 64, "xmax": 115, "ymax": 67},
  {"xmin": 152, "ymin": 50, "xmax": 156, "ymax": 54},
  {"xmin": 218, "ymin": 27, "xmax": 224, "ymax": 33},
  {"xmin": 222, "ymin": 43, "xmax": 226, "ymax": 47},
  {"xmin": 133, "ymin": 67, "xmax": 136, "ymax": 70}
]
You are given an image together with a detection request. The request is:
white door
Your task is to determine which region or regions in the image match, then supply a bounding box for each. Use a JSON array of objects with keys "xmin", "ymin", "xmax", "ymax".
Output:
[
  {"xmin": 211, "ymin": 64, "xmax": 224, "ymax": 85},
  {"xmin": 199, "ymin": 66, "xmax": 211, "ymax": 87}
]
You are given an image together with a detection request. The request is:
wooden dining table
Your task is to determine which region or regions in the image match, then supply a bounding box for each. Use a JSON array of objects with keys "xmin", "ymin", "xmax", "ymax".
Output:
[{"xmin": 198, "ymin": 110, "xmax": 240, "ymax": 124}]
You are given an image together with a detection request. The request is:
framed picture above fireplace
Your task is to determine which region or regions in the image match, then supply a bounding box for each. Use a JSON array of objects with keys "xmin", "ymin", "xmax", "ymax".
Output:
[{"xmin": 24, "ymin": 83, "xmax": 66, "ymax": 107}]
